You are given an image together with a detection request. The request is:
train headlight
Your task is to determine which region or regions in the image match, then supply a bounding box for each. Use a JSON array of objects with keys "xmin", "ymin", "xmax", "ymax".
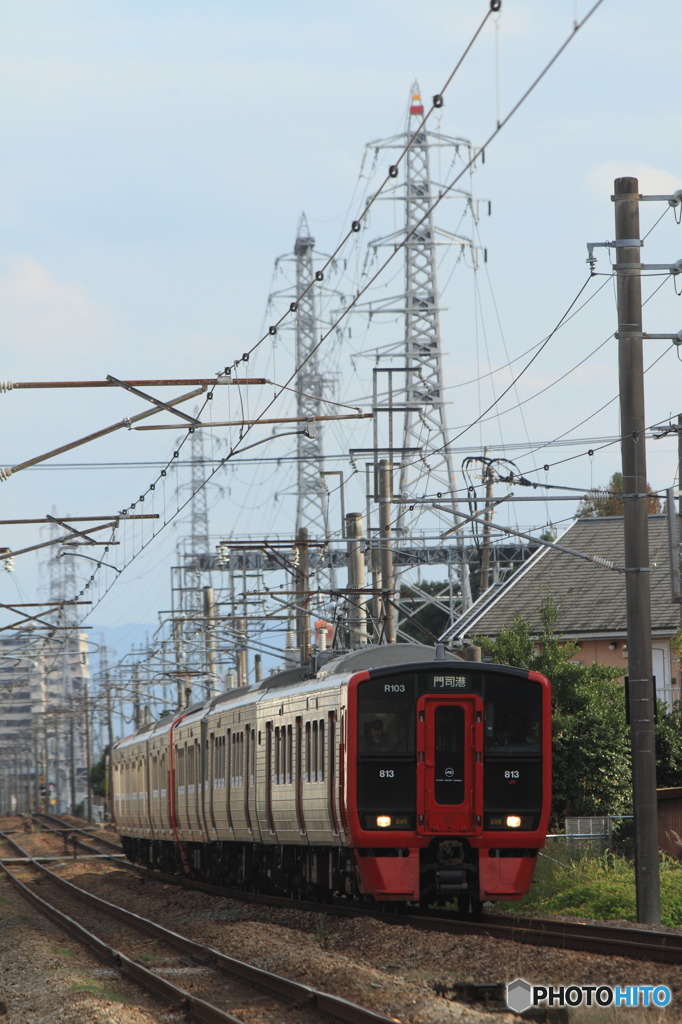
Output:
[
  {"xmin": 506, "ymin": 815, "xmax": 522, "ymax": 828},
  {"xmin": 376, "ymin": 815, "xmax": 392, "ymax": 828}
]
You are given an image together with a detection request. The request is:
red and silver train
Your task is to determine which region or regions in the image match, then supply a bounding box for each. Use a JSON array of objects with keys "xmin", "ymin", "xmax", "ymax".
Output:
[{"xmin": 112, "ymin": 644, "xmax": 551, "ymax": 910}]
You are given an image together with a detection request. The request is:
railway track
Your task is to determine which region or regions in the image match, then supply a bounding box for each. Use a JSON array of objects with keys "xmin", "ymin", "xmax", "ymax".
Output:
[
  {"xmin": 0, "ymin": 829, "xmax": 400, "ymax": 1024},
  {"xmin": 30, "ymin": 810, "xmax": 124, "ymax": 857},
  {"xmin": 103, "ymin": 856, "xmax": 682, "ymax": 966},
  {"xmin": 26, "ymin": 814, "xmax": 682, "ymax": 965}
]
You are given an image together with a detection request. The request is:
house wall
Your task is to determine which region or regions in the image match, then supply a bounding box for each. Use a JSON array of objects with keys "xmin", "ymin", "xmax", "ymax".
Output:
[
  {"xmin": 657, "ymin": 788, "xmax": 682, "ymax": 859},
  {"xmin": 572, "ymin": 638, "xmax": 680, "ymax": 708}
]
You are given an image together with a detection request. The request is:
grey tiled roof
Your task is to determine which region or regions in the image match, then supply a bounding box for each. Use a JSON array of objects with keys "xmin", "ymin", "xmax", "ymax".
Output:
[{"xmin": 445, "ymin": 515, "xmax": 679, "ymax": 641}]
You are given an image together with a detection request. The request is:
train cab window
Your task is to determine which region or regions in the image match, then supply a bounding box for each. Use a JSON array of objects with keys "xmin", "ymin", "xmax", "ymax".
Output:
[
  {"xmin": 358, "ymin": 709, "xmax": 412, "ymax": 754},
  {"xmin": 484, "ymin": 680, "xmax": 542, "ymax": 755}
]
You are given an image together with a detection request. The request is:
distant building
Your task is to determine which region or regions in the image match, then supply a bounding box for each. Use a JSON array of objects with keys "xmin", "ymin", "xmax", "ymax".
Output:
[
  {"xmin": 0, "ymin": 632, "xmax": 91, "ymax": 814},
  {"xmin": 443, "ymin": 515, "xmax": 681, "ymax": 708}
]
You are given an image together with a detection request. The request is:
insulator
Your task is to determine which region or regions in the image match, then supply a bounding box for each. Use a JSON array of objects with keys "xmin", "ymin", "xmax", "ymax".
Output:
[
  {"xmin": 0, "ymin": 380, "xmax": 14, "ymax": 393},
  {"xmin": 317, "ymin": 627, "xmax": 327, "ymax": 651},
  {"xmin": 285, "ymin": 630, "xmax": 295, "ymax": 650},
  {"xmin": 0, "ymin": 467, "xmax": 13, "ymax": 482}
]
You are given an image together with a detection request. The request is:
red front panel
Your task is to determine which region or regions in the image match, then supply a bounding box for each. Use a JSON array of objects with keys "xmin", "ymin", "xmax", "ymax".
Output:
[{"xmin": 416, "ymin": 695, "xmax": 483, "ymax": 836}]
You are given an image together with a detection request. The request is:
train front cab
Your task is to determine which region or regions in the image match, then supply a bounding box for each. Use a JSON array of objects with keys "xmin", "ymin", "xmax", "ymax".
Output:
[{"xmin": 346, "ymin": 663, "xmax": 551, "ymax": 908}]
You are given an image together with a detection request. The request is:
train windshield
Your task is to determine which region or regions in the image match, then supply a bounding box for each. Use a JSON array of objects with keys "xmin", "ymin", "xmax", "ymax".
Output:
[
  {"xmin": 357, "ymin": 677, "xmax": 414, "ymax": 755},
  {"xmin": 484, "ymin": 677, "xmax": 542, "ymax": 754}
]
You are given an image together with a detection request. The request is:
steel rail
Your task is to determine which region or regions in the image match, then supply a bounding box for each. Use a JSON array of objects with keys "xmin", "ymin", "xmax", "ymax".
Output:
[
  {"xmin": 31, "ymin": 815, "xmax": 682, "ymax": 964},
  {"xmin": 0, "ymin": 832, "xmax": 400, "ymax": 1024},
  {"xmin": 106, "ymin": 856, "xmax": 682, "ymax": 966},
  {"xmin": 31, "ymin": 812, "xmax": 123, "ymax": 853}
]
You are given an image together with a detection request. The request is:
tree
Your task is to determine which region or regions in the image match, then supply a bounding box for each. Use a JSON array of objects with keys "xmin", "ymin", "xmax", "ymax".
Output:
[
  {"xmin": 472, "ymin": 600, "xmax": 632, "ymax": 822},
  {"xmin": 398, "ymin": 581, "xmax": 451, "ymax": 644},
  {"xmin": 654, "ymin": 702, "xmax": 682, "ymax": 787},
  {"xmin": 89, "ymin": 747, "xmax": 109, "ymax": 799},
  {"xmin": 577, "ymin": 471, "xmax": 662, "ymax": 518}
]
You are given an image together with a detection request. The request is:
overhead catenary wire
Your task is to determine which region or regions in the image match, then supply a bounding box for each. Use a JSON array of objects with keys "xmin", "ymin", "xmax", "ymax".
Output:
[{"xmin": 4, "ymin": 0, "xmax": 611, "ymax": 653}]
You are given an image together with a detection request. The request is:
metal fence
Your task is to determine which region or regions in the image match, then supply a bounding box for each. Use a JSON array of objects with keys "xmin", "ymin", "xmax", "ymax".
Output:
[{"xmin": 545, "ymin": 816, "xmax": 635, "ymax": 859}]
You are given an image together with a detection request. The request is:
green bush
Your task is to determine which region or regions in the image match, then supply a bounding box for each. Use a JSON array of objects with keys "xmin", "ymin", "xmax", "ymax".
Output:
[
  {"xmin": 502, "ymin": 850, "xmax": 682, "ymax": 927},
  {"xmin": 472, "ymin": 599, "xmax": 631, "ymax": 820}
]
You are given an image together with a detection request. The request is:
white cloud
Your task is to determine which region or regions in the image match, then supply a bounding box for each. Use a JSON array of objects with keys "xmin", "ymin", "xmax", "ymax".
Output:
[
  {"xmin": 587, "ymin": 162, "xmax": 682, "ymax": 198},
  {"xmin": 0, "ymin": 257, "xmax": 113, "ymax": 366}
]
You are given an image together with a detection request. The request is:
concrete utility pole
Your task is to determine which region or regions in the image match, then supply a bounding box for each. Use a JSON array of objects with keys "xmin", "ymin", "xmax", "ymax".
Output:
[
  {"xmin": 202, "ymin": 586, "xmax": 219, "ymax": 698},
  {"xmin": 614, "ymin": 176, "xmax": 660, "ymax": 924},
  {"xmin": 346, "ymin": 513, "xmax": 368, "ymax": 647},
  {"xmin": 378, "ymin": 460, "xmax": 396, "ymax": 643},
  {"xmin": 295, "ymin": 527, "xmax": 311, "ymax": 664}
]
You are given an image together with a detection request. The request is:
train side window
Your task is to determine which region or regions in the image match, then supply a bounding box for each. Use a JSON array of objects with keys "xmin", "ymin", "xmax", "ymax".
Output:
[
  {"xmin": 319, "ymin": 719, "xmax": 325, "ymax": 781},
  {"xmin": 213, "ymin": 734, "xmax": 222, "ymax": 784},
  {"xmin": 305, "ymin": 721, "xmax": 311, "ymax": 782},
  {"xmin": 232, "ymin": 735, "xmax": 236, "ymax": 786},
  {"xmin": 274, "ymin": 726, "xmax": 281, "ymax": 784},
  {"xmin": 286, "ymin": 723, "xmax": 292, "ymax": 783},
  {"xmin": 312, "ymin": 720, "xmax": 318, "ymax": 782},
  {"xmin": 328, "ymin": 711, "xmax": 335, "ymax": 779},
  {"xmin": 177, "ymin": 747, "xmax": 185, "ymax": 788}
]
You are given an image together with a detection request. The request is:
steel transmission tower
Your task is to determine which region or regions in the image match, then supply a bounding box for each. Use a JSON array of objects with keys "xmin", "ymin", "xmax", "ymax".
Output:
[
  {"xmin": 188, "ymin": 427, "xmax": 211, "ymax": 557},
  {"xmin": 293, "ymin": 215, "xmax": 332, "ymax": 545},
  {"xmin": 172, "ymin": 425, "xmax": 217, "ymax": 698},
  {"xmin": 266, "ymin": 215, "xmax": 336, "ymax": 608},
  {"xmin": 365, "ymin": 82, "xmax": 480, "ymax": 610}
]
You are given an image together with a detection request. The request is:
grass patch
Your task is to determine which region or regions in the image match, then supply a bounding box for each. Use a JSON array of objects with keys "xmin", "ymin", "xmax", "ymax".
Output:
[
  {"xmin": 137, "ymin": 951, "xmax": 162, "ymax": 964},
  {"xmin": 500, "ymin": 848, "xmax": 682, "ymax": 926},
  {"xmin": 67, "ymin": 982, "xmax": 130, "ymax": 1003}
]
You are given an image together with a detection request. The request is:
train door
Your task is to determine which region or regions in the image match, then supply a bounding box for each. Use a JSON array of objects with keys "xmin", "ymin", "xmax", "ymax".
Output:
[{"xmin": 416, "ymin": 695, "xmax": 483, "ymax": 835}]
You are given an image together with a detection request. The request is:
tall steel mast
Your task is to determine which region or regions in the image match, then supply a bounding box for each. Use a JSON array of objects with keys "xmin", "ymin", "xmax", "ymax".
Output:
[
  {"xmin": 293, "ymin": 214, "xmax": 332, "ymax": 547},
  {"xmin": 365, "ymin": 82, "xmax": 479, "ymax": 610}
]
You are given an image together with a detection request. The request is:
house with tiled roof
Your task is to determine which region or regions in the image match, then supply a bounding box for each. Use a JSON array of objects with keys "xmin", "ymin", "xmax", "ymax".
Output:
[{"xmin": 442, "ymin": 515, "xmax": 681, "ymax": 707}]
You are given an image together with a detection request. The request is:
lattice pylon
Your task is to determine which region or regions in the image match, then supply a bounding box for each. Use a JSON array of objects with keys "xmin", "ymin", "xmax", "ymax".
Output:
[
  {"xmin": 365, "ymin": 82, "xmax": 478, "ymax": 611},
  {"xmin": 293, "ymin": 215, "xmax": 331, "ymax": 543},
  {"xmin": 290, "ymin": 215, "xmax": 336, "ymax": 601}
]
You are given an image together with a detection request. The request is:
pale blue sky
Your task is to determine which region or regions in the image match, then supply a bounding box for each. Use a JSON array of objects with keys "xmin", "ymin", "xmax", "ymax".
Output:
[{"xmin": 1, "ymin": 0, "xmax": 681, "ymax": 641}]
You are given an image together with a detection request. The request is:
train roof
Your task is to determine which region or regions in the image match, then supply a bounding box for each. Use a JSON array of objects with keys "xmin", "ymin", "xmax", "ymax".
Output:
[
  {"xmin": 312, "ymin": 642, "xmax": 461, "ymax": 680},
  {"xmin": 113, "ymin": 644, "xmax": 539, "ymax": 751}
]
